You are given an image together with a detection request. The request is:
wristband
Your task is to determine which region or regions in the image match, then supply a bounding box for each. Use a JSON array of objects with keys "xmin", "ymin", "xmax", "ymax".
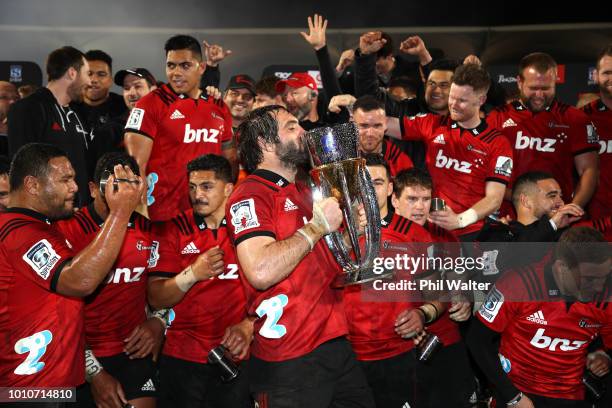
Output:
[
  {"xmin": 85, "ymin": 349, "xmax": 103, "ymax": 383},
  {"xmin": 175, "ymin": 265, "xmax": 197, "ymax": 292},
  {"xmin": 418, "ymin": 303, "xmax": 438, "ymax": 324},
  {"xmin": 457, "ymin": 208, "xmax": 478, "ymax": 229},
  {"xmin": 506, "ymin": 392, "xmax": 523, "ymax": 406},
  {"xmin": 296, "ymin": 227, "xmax": 315, "ymax": 252}
]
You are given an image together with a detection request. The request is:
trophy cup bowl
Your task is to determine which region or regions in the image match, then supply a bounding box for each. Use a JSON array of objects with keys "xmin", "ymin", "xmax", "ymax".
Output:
[{"xmin": 303, "ymin": 122, "xmax": 391, "ymax": 286}]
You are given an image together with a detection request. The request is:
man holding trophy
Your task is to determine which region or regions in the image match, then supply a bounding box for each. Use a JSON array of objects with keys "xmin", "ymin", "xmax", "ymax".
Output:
[{"xmin": 227, "ymin": 105, "xmax": 375, "ymax": 407}]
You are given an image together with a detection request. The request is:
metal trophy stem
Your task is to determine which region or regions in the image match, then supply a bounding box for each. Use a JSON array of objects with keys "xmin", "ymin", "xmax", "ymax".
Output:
[{"xmin": 303, "ymin": 123, "xmax": 391, "ymax": 286}]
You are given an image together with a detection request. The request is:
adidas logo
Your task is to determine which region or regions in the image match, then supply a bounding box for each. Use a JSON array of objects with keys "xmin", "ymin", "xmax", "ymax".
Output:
[
  {"xmin": 402, "ymin": 403, "xmax": 411, "ymax": 408},
  {"xmin": 433, "ymin": 134, "xmax": 445, "ymax": 144},
  {"xmin": 181, "ymin": 242, "xmax": 200, "ymax": 254},
  {"xmin": 141, "ymin": 378, "xmax": 156, "ymax": 392},
  {"xmin": 284, "ymin": 198, "xmax": 298, "ymax": 211},
  {"xmin": 502, "ymin": 118, "xmax": 517, "ymax": 128},
  {"xmin": 170, "ymin": 109, "xmax": 185, "ymax": 119},
  {"xmin": 527, "ymin": 310, "xmax": 548, "ymax": 325}
]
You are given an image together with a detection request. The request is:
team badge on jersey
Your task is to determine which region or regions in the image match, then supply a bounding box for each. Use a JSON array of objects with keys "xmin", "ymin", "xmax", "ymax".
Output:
[
  {"xmin": 22, "ymin": 239, "xmax": 61, "ymax": 280},
  {"xmin": 230, "ymin": 199, "xmax": 260, "ymax": 234},
  {"xmin": 494, "ymin": 156, "xmax": 513, "ymax": 177},
  {"xmin": 478, "ymin": 286, "xmax": 504, "ymax": 323},
  {"xmin": 126, "ymin": 108, "xmax": 145, "ymax": 130}
]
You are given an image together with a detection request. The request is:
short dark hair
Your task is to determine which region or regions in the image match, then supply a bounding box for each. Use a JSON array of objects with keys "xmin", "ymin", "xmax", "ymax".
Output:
[
  {"xmin": 452, "ymin": 63, "xmax": 491, "ymax": 94},
  {"xmin": 237, "ymin": 105, "xmax": 287, "ymax": 173},
  {"xmin": 164, "ymin": 35, "xmax": 202, "ymax": 60},
  {"xmin": 0, "ymin": 155, "xmax": 10, "ymax": 176},
  {"xmin": 393, "ymin": 168, "xmax": 433, "ymax": 198},
  {"xmin": 388, "ymin": 76, "xmax": 420, "ymax": 96},
  {"xmin": 364, "ymin": 153, "xmax": 391, "ymax": 181},
  {"xmin": 187, "ymin": 154, "xmax": 233, "ymax": 183},
  {"xmin": 93, "ymin": 152, "xmax": 140, "ymax": 186},
  {"xmin": 518, "ymin": 52, "xmax": 557, "ymax": 79},
  {"xmin": 85, "ymin": 50, "xmax": 113, "ymax": 72},
  {"xmin": 255, "ymin": 76, "xmax": 280, "ymax": 98},
  {"xmin": 430, "ymin": 59, "xmax": 459, "ymax": 74},
  {"xmin": 555, "ymin": 227, "xmax": 609, "ymax": 269},
  {"xmin": 511, "ymin": 171, "xmax": 556, "ymax": 209},
  {"xmin": 376, "ymin": 32, "xmax": 394, "ymax": 59},
  {"xmin": 46, "ymin": 46, "xmax": 85, "ymax": 81},
  {"xmin": 353, "ymin": 95, "xmax": 385, "ymax": 113},
  {"xmin": 9, "ymin": 143, "xmax": 68, "ymax": 191},
  {"xmin": 596, "ymin": 44, "xmax": 612, "ymax": 70}
]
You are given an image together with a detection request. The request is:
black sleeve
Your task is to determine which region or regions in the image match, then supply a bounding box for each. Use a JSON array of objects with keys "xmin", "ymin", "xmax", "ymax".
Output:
[
  {"xmin": 200, "ymin": 64, "xmax": 220, "ymax": 89},
  {"xmin": 514, "ymin": 216, "xmax": 560, "ymax": 242},
  {"xmin": 466, "ymin": 318, "xmax": 521, "ymax": 403},
  {"xmin": 315, "ymin": 46, "xmax": 342, "ymax": 100},
  {"xmin": 7, "ymin": 100, "xmax": 46, "ymax": 158}
]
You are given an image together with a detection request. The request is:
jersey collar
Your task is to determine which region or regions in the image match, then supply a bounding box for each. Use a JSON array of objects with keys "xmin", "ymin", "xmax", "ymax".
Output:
[
  {"xmin": 4, "ymin": 207, "xmax": 51, "ymax": 224},
  {"xmin": 252, "ymin": 169, "xmax": 290, "ymax": 188},
  {"xmin": 512, "ymin": 99, "xmax": 555, "ymax": 113},
  {"xmin": 451, "ymin": 119, "xmax": 488, "ymax": 135},
  {"xmin": 164, "ymin": 83, "xmax": 208, "ymax": 101},
  {"xmin": 192, "ymin": 211, "xmax": 227, "ymax": 231},
  {"xmin": 381, "ymin": 209, "xmax": 394, "ymax": 227},
  {"xmin": 597, "ymin": 99, "xmax": 609, "ymax": 112}
]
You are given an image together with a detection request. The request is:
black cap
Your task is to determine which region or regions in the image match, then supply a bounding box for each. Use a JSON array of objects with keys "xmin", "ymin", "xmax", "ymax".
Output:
[
  {"xmin": 226, "ymin": 74, "xmax": 256, "ymax": 95},
  {"xmin": 114, "ymin": 68, "xmax": 156, "ymax": 87}
]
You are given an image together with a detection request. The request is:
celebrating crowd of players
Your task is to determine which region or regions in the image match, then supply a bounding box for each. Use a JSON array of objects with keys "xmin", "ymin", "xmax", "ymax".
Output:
[{"xmin": 0, "ymin": 12, "xmax": 611, "ymax": 408}]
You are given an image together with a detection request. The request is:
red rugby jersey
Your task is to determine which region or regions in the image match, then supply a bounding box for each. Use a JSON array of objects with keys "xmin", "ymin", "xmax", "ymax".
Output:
[
  {"xmin": 402, "ymin": 114, "xmax": 513, "ymax": 236},
  {"xmin": 150, "ymin": 209, "xmax": 247, "ymax": 363},
  {"xmin": 56, "ymin": 205, "xmax": 155, "ymax": 357},
  {"xmin": 344, "ymin": 212, "xmax": 460, "ymax": 360},
  {"xmin": 477, "ymin": 256, "xmax": 610, "ymax": 400},
  {"xmin": 226, "ymin": 169, "xmax": 347, "ymax": 362},
  {"xmin": 125, "ymin": 84, "xmax": 233, "ymax": 221},
  {"xmin": 581, "ymin": 99, "xmax": 612, "ymax": 218},
  {"xmin": 0, "ymin": 208, "xmax": 83, "ymax": 387},
  {"xmin": 488, "ymin": 100, "xmax": 599, "ymax": 205},
  {"xmin": 380, "ymin": 139, "xmax": 414, "ymax": 177}
]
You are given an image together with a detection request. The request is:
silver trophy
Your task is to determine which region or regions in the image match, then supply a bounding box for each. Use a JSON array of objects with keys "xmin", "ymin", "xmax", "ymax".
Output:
[{"xmin": 303, "ymin": 122, "xmax": 389, "ymax": 286}]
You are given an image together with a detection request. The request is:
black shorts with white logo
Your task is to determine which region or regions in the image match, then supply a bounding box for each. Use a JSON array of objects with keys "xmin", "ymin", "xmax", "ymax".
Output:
[{"xmin": 75, "ymin": 353, "xmax": 157, "ymax": 407}]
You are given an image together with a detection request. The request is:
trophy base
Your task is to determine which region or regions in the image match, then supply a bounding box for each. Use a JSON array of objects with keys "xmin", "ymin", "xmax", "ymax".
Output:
[{"xmin": 332, "ymin": 268, "xmax": 394, "ymax": 288}]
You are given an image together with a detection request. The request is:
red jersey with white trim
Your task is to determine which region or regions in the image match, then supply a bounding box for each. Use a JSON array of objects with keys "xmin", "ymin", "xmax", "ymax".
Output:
[
  {"xmin": 381, "ymin": 139, "xmax": 414, "ymax": 177},
  {"xmin": 476, "ymin": 256, "xmax": 610, "ymax": 400},
  {"xmin": 125, "ymin": 84, "xmax": 233, "ymax": 221},
  {"xmin": 401, "ymin": 114, "xmax": 513, "ymax": 236},
  {"xmin": 226, "ymin": 169, "xmax": 347, "ymax": 362},
  {"xmin": 0, "ymin": 208, "xmax": 83, "ymax": 387},
  {"xmin": 56, "ymin": 205, "xmax": 155, "ymax": 357},
  {"xmin": 150, "ymin": 209, "xmax": 247, "ymax": 363},
  {"xmin": 582, "ymin": 99, "xmax": 612, "ymax": 219},
  {"xmin": 488, "ymin": 100, "xmax": 599, "ymax": 205},
  {"xmin": 344, "ymin": 212, "xmax": 460, "ymax": 360}
]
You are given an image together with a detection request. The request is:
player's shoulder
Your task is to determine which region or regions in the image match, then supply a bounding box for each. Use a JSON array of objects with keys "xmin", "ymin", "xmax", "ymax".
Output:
[
  {"xmin": 137, "ymin": 84, "xmax": 178, "ymax": 109},
  {"xmin": 132, "ymin": 213, "xmax": 153, "ymax": 233},
  {"xmin": 0, "ymin": 211, "xmax": 43, "ymax": 243},
  {"xmin": 167, "ymin": 209, "xmax": 195, "ymax": 236},
  {"xmin": 552, "ymin": 100, "xmax": 587, "ymax": 121}
]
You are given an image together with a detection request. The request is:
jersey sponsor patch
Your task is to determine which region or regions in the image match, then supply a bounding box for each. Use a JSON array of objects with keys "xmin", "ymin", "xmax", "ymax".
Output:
[
  {"xmin": 230, "ymin": 199, "xmax": 260, "ymax": 234},
  {"xmin": 22, "ymin": 239, "xmax": 61, "ymax": 280},
  {"xmin": 494, "ymin": 156, "xmax": 513, "ymax": 177},
  {"xmin": 126, "ymin": 108, "xmax": 145, "ymax": 130},
  {"xmin": 586, "ymin": 124, "xmax": 599, "ymax": 144},
  {"xmin": 478, "ymin": 286, "xmax": 504, "ymax": 323}
]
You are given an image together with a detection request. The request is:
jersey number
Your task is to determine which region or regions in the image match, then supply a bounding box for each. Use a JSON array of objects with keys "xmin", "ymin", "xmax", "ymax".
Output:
[
  {"xmin": 218, "ymin": 263, "xmax": 239, "ymax": 280},
  {"xmin": 14, "ymin": 330, "xmax": 53, "ymax": 375},
  {"xmin": 256, "ymin": 294, "xmax": 288, "ymax": 339}
]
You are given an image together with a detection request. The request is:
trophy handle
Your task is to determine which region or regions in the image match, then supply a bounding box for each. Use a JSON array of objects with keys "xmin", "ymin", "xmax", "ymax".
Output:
[{"xmin": 358, "ymin": 163, "xmax": 381, "ymax": 268}]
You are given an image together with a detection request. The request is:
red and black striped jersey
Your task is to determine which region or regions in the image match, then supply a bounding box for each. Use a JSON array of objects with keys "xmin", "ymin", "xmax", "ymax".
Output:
[
  {"xmin": 573, "ymin": 216, "xmax": 612, "ymax": 242},
  {"xmin": 488, "ymin": 100, "xmax": 599, "ymax": 207},
  {"xmin": 0, "ymin": 208, "xmax": 83, "ymax": 387},
  {"xmin": 150, "ymin": 209, "xmax": 247, "ymax": 363},
  {"xmin": 125, "ymin": 83, "xmax": 233, "ymax": 221},
  {"xmin": 477, "ymin": 255, "xmax": 611, "ymax": 400},
  {"xmin": 380, "ymin": 138, "xmax": 413, "ymax": 177},
  {"xmin": 344, "ymin": 211, "xmax": 460, "ymax": 360},
  {"xmin": 402, "ymin": 113, "xmax": 512, "ymax": 236},
  {"xmin": 56, "ymin": 205, "xmax": 155, "ymax": 357},
  {"xmin": 226, "ymin": 169, "xmax": 347, "ymax": 362},
  {"xmin": 581, "ymin": 99, "xmax": 612, "ymax": 219}
]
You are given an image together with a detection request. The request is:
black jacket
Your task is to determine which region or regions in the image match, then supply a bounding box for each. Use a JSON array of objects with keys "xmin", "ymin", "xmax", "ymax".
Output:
[{"xmin": 8, "ymin": 87, "xmax": 91, "ymax": 206}]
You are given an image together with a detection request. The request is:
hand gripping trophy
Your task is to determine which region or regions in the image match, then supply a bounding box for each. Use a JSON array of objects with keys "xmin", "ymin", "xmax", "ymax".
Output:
[{"xmin": 303, "ymin": 122, "xmax": 390, "ymax": 286}]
